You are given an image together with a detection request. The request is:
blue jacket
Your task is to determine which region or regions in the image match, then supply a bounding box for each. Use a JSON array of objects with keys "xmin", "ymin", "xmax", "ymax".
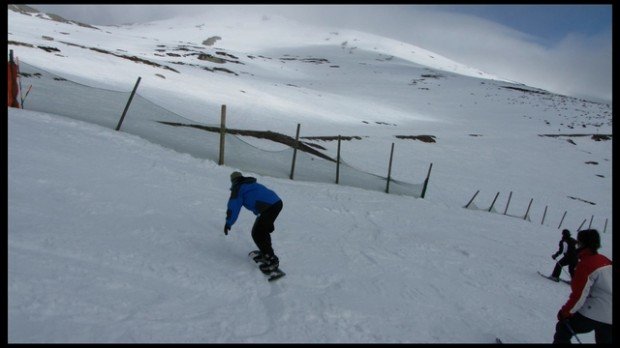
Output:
[{"xmin": 226, "ymin": 176, "xmax": 281, "ymax": 227}]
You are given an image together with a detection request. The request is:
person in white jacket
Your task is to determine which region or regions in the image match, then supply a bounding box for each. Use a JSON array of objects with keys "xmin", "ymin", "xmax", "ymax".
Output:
[{"xmin": 553, "ymin": 229, "xmax": 612, "ymax": 344}]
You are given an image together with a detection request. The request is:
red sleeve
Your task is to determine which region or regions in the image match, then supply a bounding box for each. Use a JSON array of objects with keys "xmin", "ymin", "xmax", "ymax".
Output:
[
  {"xmin": 560, "ymin": 258, "xmax": 590, "ymax": 316},
  {"xmin": 560, "ymin": 253, "xmax": 612, "ymax": 317}
]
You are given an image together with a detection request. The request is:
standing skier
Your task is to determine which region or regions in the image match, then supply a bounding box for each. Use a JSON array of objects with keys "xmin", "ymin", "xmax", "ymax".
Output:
[
  {"xmin": 224, "ymin": 171, "xmax": 283, "ymax": 273},
  {"xmin": 549, "ymin": 229, "xmax": 578, "ymax": 281},
  {"xmin": 553, "ymin": 229, "xmax": 612, "ymax": 344}
]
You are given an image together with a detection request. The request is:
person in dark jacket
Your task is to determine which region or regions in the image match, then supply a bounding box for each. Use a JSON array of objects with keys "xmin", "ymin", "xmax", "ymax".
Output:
[
  {"xmin": 549, "ymin": 229, "xmax": 578, "ymax": 281},
  {"xmin": 224, "ymin": 171, "xmax": 283, "ymax": 272},
  {"xmin": 553, "ymin": 229, "xmax": 612, "ymax": 344}
]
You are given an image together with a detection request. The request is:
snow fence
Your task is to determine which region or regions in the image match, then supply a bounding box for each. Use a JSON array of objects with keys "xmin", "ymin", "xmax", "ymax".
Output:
[{"xmin": 16, "ymin": 61, "xmax": 424, "ymax": 197}]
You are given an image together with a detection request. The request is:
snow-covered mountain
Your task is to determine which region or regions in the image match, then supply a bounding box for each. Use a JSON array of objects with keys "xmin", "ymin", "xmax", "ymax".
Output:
[
  {"xmin": 8, "ymin": 3, "xmax": 612, "ymax": 226},
  {"xmin": 8, "ymin": 5, "xmax": 612, "ymax": 343}
]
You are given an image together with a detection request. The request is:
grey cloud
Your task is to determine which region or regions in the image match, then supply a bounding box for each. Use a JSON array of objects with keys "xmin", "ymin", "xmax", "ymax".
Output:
[{"xmin": 31, "ymin": 4, "xmax": 199, "ymax": 25}]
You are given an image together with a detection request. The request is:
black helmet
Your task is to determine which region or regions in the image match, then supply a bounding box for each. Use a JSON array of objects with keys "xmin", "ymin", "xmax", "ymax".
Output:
[
  {"xmin": 230, "ymin": 171, "xmax": 243, "ymax": 182},
  {"xmin": 577, "ymin": 229, "xmax": 601, "ymax": 251},
  {"xmin": 562, "ymin": 229, "xmax": 571, "ymax": 238}
]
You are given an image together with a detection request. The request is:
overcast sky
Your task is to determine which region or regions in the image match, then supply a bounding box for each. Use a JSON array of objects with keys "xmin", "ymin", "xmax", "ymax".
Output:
[{"xmin": 29, "ymin": 4, "xmax": 612, "ymax": 103}]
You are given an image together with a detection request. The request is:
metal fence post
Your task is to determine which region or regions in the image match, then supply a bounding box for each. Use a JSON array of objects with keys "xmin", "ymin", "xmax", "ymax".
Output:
[
  {"xmin": 541, "ymin": 205, "xmax": 548, "ymax": 225},
  {"xmin": 488, "ymin": 192, "xmax": 500, "ymax": 212},
  {"xmin": 577, "ymin": 218, "xmax": 587, "ymax": 231},
  {"xmin": 464, "ymin": 190, "xmax": 480, "ymax": 209},
  {"xmin": 503, "ymin": 191, "xmax": 513, "ymax": 215},
  {"xmin": 420, "ymin": 163, "xmax": 433, "ymax": 199},
  {"xmin": 524, "ymin": 198, "xmax": 533, "ymax": 220},
  {"xmin": 385, "ymin": 143, "xmax": 395, "ymax": 193},
  {"xmin": 218, "ymin": 105, "xmax": 226, "ymax": 165},
  {"xmin": 289, "ymin": 123, "xmax": 300, "ymax": 180},
  {"xmin": 336, "ymin": 135, "xmax": 341, "ymax": 184},
  {"xmin": 558, "ymin": 211, "xmax": 567, "ymax": 229},
  {"xmin": 115, "ymin": 77, "xmax": 141, "ymax": 131}
]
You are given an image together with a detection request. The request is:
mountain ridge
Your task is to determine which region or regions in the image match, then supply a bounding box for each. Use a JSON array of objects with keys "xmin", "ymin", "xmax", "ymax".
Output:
[{"xmin": 9, "ymin": 5, "xmax": 515, "ymax": 85}]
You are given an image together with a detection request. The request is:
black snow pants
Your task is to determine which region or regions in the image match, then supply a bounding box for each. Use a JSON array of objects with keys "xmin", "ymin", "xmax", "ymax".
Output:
[
  {"xmin": 553, "ymin": 312, "xmax": 612, "ymax": 344},
  {"xmin": 251, "ymin": 200, "xmax": 283, "ymax": 257},
  {"xmin": 552, "ymin": 255, "xmax": 578, "ymax": 279}
]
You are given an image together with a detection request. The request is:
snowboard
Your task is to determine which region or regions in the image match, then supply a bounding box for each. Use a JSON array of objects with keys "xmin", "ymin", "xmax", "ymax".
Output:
[
  {"xmin": 249, "ymin": 250, "xmax": 285, "ymax": 282},
  {"xmin": 538, "ymin": 271, "xmax": 570, "ymax": 284}
]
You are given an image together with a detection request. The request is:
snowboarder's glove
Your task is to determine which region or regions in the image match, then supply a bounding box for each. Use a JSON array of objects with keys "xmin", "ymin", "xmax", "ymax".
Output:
[
  {"xmin": 224, "ymin": 224, "xmax": 231, "ymax": 236},
  {"xmin": 557, "ymin": 309, "xmax": 571, "ymax": 321}
]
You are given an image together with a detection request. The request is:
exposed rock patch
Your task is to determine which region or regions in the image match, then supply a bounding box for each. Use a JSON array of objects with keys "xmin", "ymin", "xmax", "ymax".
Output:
[
  {"xmin": 203, "ymin": 36, "xmax": 221, "ymax": 46},
  {"xmin": 157, "ymin": 122, "xmax": 335, "ymax": 162},
  {"xmin": 394, "ymin": 135, "xmax": 436, "ymax": 143}
]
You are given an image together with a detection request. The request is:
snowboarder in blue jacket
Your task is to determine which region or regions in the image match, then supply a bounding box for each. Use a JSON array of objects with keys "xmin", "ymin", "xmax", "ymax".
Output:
[{"xmin": 225, "ymin": 171, "xmax": 283, "ymax": 271}]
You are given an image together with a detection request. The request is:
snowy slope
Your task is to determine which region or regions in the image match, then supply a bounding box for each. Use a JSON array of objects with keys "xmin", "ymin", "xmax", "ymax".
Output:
[
  {"xmin": 8, "ymin": 108, "xmax": 610, "ymax": 343},
  {"xmin": 7, "ymin": 6, "xmax": 612, "ymax": 343}
]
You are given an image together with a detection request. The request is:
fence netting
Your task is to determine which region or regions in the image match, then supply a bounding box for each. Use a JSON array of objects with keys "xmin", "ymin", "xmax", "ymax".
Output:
[{"xmin": 17, "ymin": 61, "xmax": 424, "ymax": 197}]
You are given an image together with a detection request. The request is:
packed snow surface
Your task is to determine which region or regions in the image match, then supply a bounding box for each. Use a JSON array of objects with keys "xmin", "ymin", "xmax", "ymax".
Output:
[{"xmin": 8, "ymin": 6, "xmax": 612, "ymax": 343}]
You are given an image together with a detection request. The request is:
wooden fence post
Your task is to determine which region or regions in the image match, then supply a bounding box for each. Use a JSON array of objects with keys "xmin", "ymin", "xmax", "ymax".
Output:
[
  {"xmin": 524, "ymin": 198, "xmax": 533, "ymax": 220},
  {"xmin": 420, "ymin": 163, "xmax": 433, "ymax": 199},
  {"xmin": 488, "ymin": 192, "xmax": 500, "ymax": 212},
  {"xmin": 218, "ymin": 105, "xmax": 226, "ymax": 165},
  {"xmin": 289, "ymin": 123, "xmax": 300, "ymax": 180},
  {"xmin": 385, "ymin": 143, "xmax": 395, "ymax": 193},
  {"xmin": 465, "ymin": 190, "xmax": 479, "ymax": 209},
  {"xmin": 558, "ymin": 211, "xmax": 567, "ymax": 229},
  {"xmin": 115, "ymin": 77, "xmax": 141, "ymax": 131},
  {"xmin": 504, "ymin": 191, "xmax": 512, "ymax": 215},
  {"xmin": 336, "ymin": 135, "xmax": 341, "ymax": 184}
]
